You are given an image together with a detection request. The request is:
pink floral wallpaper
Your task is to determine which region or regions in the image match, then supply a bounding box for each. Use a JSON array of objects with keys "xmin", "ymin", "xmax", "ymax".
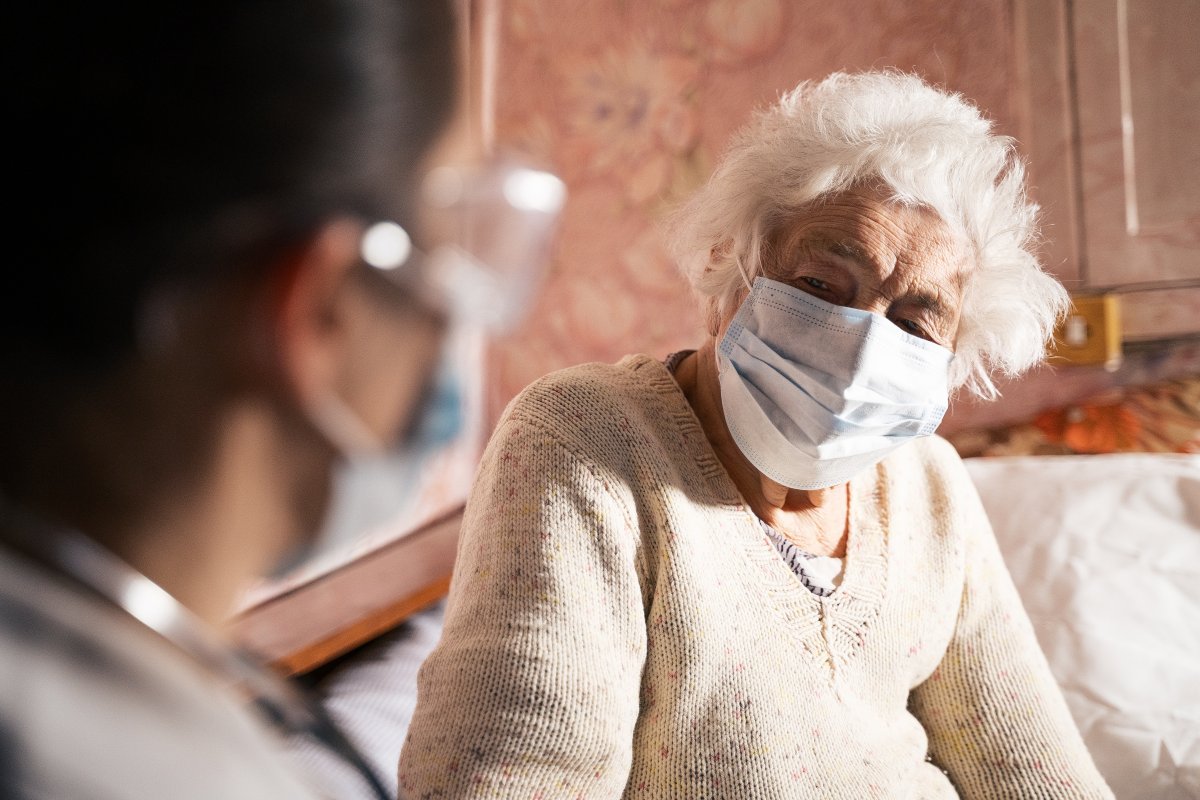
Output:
[{"xmin": 485, "ymin": 0, "xmax": 1021, "ymax": 420}]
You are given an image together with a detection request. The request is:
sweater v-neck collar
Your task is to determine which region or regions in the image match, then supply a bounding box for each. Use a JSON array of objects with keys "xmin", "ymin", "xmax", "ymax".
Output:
[{"xmin": 626, "ymin": 353, "xmax": 891, "ymax": 674}]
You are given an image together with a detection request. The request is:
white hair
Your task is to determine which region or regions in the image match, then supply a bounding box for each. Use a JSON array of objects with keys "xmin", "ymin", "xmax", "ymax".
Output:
[{"xmin": 666, "ymin": 71, "xmax": 1068, "ymax": 399}]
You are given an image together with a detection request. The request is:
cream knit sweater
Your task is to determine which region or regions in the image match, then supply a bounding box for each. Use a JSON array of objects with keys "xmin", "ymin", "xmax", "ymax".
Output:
[{"xmin": 399, "ymin": 355, "xmax": 1112, "ymax": 799}]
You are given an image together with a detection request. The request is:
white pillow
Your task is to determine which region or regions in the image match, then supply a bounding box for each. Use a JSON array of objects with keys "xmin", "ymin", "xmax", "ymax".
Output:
[{"xmin": 965, "ymin": 453, "xmax": 1200, "ymax": 800}]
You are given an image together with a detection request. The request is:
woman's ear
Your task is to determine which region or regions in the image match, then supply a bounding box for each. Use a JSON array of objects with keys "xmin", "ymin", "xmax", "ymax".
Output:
[
  {"xmin": 702, "ymin": 240, "xmax": 737, "ymax": 338},
  {"xmin": 269, "ymin": 220, "xmax": 363, "ymax": 410},
  {"xmin": 705, "ymin": 297, "xmax": 723, "ymax": 338},
  {"xmin": 709, "ymin": 239, "xmax": 732, "ymax": 263}
]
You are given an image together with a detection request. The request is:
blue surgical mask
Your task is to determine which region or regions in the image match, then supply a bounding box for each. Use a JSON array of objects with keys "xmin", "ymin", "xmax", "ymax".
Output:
[{"xmin": 717, "ymin": 277, "xmax": 952, "ymax": 490}]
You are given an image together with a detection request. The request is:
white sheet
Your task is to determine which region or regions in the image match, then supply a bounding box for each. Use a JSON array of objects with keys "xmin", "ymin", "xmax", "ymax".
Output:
[{"xmin": 965, "ymin": 453, "xmax": 1200, "ymax": 800}]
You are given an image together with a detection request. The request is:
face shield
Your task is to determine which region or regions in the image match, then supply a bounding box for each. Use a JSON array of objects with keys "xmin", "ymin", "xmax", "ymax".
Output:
[
  {"xmin": 281, "ymin": 153, "xmax": 566, "ymax": 577},
  {"xmin": 367, "ymin": 153, "xmax": 567, "ymax": 334}
]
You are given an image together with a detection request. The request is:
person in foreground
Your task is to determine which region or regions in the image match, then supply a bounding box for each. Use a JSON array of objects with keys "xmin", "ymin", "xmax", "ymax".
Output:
[
  {"xmin": 1, "ymin": 2, "xmax": 470, "ymax": 798},
  {"xmin": 400, "ymin": 72, "xmax": 1114, "ymax": 798}
]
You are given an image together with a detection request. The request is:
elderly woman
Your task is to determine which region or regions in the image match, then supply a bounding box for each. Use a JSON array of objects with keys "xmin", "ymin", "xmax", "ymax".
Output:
[{"xmin": 400, "ymin": 72, "xmax": 1112, "ymax": 798}]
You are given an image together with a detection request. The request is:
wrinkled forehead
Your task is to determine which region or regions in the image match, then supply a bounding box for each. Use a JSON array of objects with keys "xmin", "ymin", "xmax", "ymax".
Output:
[{"xmin": 764, "ymin": 186, "xmax": 975, "ymax": 287}]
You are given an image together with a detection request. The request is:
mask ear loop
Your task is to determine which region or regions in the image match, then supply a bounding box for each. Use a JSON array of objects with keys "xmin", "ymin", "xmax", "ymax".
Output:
[
  {"xmin": 711, "ymin": 238, "xmax": 759, "ymax": 362},
  {"xmin": 306, "ymin": 391, "xmax": 385, "ymax": 458},
  {"xmin": 734, "ymin": 226, "xmax": 764, "ymax": 293},
  {"xmin": 734, "ymin": 252, "xmax": 753, "ymax": 292}
]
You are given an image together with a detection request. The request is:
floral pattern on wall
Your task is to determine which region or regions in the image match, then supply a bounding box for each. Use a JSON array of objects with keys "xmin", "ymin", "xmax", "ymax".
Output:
[{"xmin": 486, "ymin": 0, "xmax": 1019, "ymax": 421}]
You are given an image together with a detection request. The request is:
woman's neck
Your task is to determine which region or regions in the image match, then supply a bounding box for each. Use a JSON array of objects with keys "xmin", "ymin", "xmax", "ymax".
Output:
[{"xmin": 673, "ymin": 343, "xmax": 849, "ymax": 557}]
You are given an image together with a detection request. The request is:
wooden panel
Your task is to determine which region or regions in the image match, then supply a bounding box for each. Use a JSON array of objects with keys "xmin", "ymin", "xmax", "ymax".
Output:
[
  {"xmin": 1121, "ymin": 286, "xmax": 1200, "ymax": 342},
  {"xmin": 1012, "ymin": 0, "xmax": 1083, "ymax": 285},
  {"xmin": 231, "ymin": 508, "xmax": 463, "ymax": 675},
  {"xmin": 1123, "ymin": 0, "xmax": 1200, "ymax": 230},
  {"xmin": 1073, "ymin": 0, "xmax": 1200, "ymax": 288}
]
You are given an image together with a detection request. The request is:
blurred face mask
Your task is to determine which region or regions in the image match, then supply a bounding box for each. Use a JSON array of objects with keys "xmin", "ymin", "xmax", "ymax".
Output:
[
  {"xmin": 717, "ymin": 277, "xmax": 952, "ymax": 490},
  {"xmin": 279, "ymin": 154, "xmax": 565, "ymax": 573}
]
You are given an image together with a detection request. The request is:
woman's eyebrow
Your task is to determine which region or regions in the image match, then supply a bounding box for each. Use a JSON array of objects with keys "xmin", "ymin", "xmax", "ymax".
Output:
[
  {"xmin": 827, "ymin": 239, "xmax": 872, "ymax": 265},
  {"xmin": 808, "ymin": 238, "xmax": 881, "ymax": 274},
  {"xmin": 816, "ymin": 239, "xmax": 955, "ymax": 321},
  {"xmin": 906, "ymin": 292, "xmax": 952, "ymax": 320}
]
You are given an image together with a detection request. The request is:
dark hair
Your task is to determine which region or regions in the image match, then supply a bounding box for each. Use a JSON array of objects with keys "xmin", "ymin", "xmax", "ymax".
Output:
[{"xmin": 9, "ymin": 0, "xmax": 457, "ymax": 372}]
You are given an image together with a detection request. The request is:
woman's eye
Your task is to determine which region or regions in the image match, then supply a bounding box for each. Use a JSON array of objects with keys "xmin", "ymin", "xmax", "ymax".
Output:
[
  {"xmin": 897, "ymin": 318, "xmax": 928, "ymax": 338},
  {"xmin": 800, "ymin": 276, "xmax": 831, "ymax": 292}
]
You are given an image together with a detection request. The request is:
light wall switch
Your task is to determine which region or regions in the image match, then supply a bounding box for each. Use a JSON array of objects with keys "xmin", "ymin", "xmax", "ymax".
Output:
[{"xmin": 1052, "ymin": 293, "xmax": 1122, "ymax": 370}]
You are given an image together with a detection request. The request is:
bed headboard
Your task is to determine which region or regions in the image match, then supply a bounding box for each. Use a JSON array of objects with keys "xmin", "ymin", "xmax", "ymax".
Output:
[{"xmin": 945, "ymin": 376, "xmax": 1199, "ymax": 458}]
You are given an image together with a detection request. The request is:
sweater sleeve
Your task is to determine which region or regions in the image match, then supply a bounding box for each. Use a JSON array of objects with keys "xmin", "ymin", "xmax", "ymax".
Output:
[
  {"xmin": 908, "ymin": 450, "xmax": 1113, "ymax": 799},
  {"xmin": 398, "ymin": 414, "xmax": 646, "ymax": 799}
]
